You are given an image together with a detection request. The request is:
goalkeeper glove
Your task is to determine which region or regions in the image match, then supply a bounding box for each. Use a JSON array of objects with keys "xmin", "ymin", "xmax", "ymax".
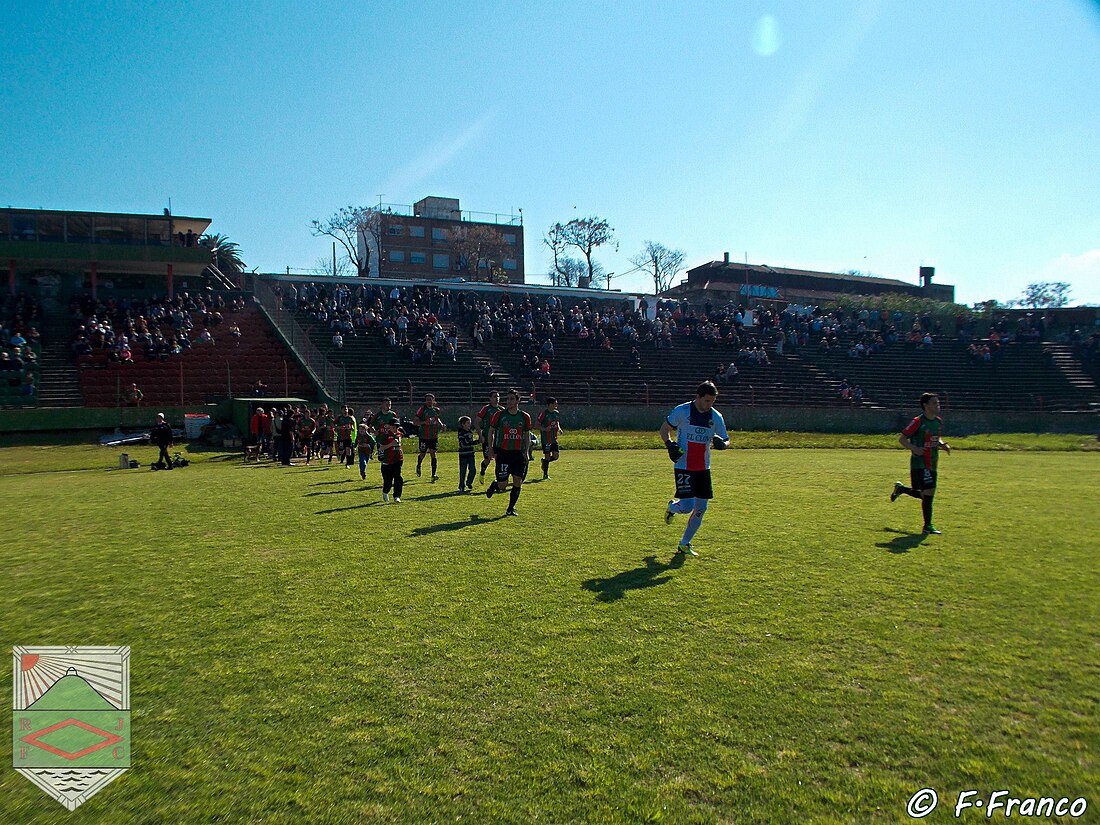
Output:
[
  {"xmin": 712, "ymin": 435, "xmax": 729, "ymax": 450},
  {"xmin": 665, "ymin": 440, "xmax": 683, "ymax": 462}
]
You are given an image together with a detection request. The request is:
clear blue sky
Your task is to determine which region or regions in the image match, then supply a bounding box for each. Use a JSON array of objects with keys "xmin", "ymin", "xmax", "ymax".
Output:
[{"xmin": 2, "ymin": 0, "xmax": 1098, "ymax": 305}]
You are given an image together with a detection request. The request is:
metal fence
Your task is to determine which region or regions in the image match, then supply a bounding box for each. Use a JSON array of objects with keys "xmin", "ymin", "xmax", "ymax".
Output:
[{"xmin": 253, "ymin": 277, "xmax": 346, "ymax": 403}]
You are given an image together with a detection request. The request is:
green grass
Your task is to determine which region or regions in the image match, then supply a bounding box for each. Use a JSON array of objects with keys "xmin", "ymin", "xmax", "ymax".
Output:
[{"xmin": 1, "ymin": 444, "xmax": 1097, "ymax": 823}]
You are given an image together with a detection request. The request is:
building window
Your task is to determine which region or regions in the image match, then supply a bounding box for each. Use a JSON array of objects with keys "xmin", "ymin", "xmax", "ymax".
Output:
[
  {"xmin": 431, "ymin": 227, "xmax": 447, "ymax": 241},
  {"xmin": 389, "ymin": 250, "xmax": 405, "ymax": 262},
  {"xmin": 409, "ymin": 225, "xmax": 425, "ymax": 238},
  {"xmin": 504, "ymin": 233, "xmax": 516, "ymax": 245},
  {"xmin": 388, "ymin": 225, "xmax": 403, "ymax": 236},
  {"xmin": 433, "ymin": 254, "xmax": 449, "ymax": 269},
  {"xmin": 410, "ymin": 252, "xmax": 426, "ymax": 265},
  {"xmin": 503, "ymin": 258, "xmax": 518, "ymax": 270}
]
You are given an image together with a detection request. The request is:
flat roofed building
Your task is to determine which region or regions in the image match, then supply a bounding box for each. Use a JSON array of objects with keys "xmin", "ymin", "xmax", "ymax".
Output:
[
  {"xmin": 670, "ymin": 257, "xmax": 955, "ymax": 306},
  {"xmin": 1, "ymin": 208, "xmax": 212, "ymax": 301},
  {"xmin": 358, "ymin": 196, "xmax": 524, "ymax": 284}
]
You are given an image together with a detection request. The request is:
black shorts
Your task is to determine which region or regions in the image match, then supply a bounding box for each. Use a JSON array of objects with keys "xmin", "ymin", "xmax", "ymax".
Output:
[
  {"xmin": 337, "ymin": 438, "xmax": 352, "ymax": 452},
  {"xmin": 542, "ymin": 440, "xmax": 558, "ymax": 454},
  {"xmin": 911, "ymin": 467, "xmax": 937, "ymax": 491},
  {"xmin": 495, "ymin": 448, "xmax": 528, "ymax": 482},
  {"xmin": 419, "ymin": 438, "xmax": 438, "ymax": 452},
  {"xmin": 674, "ymin": 469, "xmax": 714, "ymax": 500}
]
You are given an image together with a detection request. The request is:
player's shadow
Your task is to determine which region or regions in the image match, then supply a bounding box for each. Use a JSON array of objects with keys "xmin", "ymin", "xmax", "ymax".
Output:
[
  {"xmin": 408, "ymin": 514, "xmax": 505, "ymax": 536},
  {"xmin": 303, "ymin": 485, "xmax": 372, "ymax": 497},
  {"xmin": 876, "ymin": 528, "xmax": 928, "ymax": 554},
  {"xmin": 582, "ymin": 554, "xmax": 686, "ymax": 603},
  {"xmin": 311, "ymin": 478, "xmax": 354, "ymax": 486},
  {"xmin": 315, "ymin": 500, "xmax": 382, "ymax": 515},
  {"xmin": 413, "ymin": 490, "xmax": 468, "ymax": 502}
]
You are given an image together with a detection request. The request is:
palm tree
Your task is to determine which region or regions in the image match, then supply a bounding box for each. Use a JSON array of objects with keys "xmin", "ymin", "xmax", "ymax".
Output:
[{"xmin": 199, "ymin": 233, "xmax": 246, "ymax": 276}]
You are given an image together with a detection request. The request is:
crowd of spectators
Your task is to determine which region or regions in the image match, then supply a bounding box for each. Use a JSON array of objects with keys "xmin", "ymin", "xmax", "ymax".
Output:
[
  {"xmin": 70, "ymin": 290, "xmax": 248, "ymax": 367},
  {"xmin": 0, "ymin": 293, "xmax": 41, "ymax": 403}
]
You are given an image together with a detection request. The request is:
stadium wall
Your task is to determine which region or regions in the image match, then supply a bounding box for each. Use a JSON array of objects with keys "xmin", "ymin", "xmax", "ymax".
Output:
[{"xmin": 0, "ymin": 405, "xmax": 217, "ymax": 434}]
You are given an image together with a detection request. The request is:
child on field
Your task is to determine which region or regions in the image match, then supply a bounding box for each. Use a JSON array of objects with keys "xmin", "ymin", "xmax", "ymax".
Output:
[{"xmin": 457, "ymin": 416, "xmax": 479, "ymax": 492}]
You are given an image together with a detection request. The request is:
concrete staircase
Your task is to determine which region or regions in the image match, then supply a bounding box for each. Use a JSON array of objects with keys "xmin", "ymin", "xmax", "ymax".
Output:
[{"xmin": 36, "ymin": 323, "xmax": 84, "ymax": 408}]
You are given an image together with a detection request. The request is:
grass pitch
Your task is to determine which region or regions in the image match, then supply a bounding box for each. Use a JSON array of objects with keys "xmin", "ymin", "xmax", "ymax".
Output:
[{"xmin": 1, "ymin": 438, "xmax": 1097, "ymax": 823}]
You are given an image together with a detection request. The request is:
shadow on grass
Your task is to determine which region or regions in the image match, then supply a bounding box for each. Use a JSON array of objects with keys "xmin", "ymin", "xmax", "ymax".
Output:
[
  {"xmin": 876, "ymin": 527, "xmax": 928, "ymax": 554},
  {"xmin": 412, "ymin": 489, "xmax": 468, "ymax": 502},
  {"xmin": 304, "ymin": 485, "xmax": 374, "ymax": 497},
  {"xmin": 311, "ymin": 478, "xmax": 355, "ymax": 486},
  {"xmin": 408, "ymin": 514, "xmax": 506, "ymax": 536},
  {"xmin": 582, "ymin": 553, "xmax": 686, "ymax": 602},
  {"xmin": 316, "ymin": 500, "xmax": 383, "ymax": 514}
]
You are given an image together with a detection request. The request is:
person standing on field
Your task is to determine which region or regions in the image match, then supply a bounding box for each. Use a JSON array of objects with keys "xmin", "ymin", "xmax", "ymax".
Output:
[{"xmin": 660, "ymin": 381, "xmax": 729, "ymax": 556}]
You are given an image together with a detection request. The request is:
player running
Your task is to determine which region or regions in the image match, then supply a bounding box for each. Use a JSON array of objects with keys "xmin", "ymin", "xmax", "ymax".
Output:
[
  {"xmin": 335, "ymin": 406, "xmax": 356, "ymax": 468},
  {"xmin": 485, "ymin": 389, "xmax": 533, "ymax": 517},
  {"xmin": 374, "ymin": 398, "xmax": 400, "ymax": 434},
  {"xmin": 477, "ymin": 390, "xmax": 504, "ymax": 484},
  {"xmin": 660, "ymin": 380, "xmax": 730, "ymax": 556},
  {"xmin": 377, "ymin": 422, "xmax": 404, "ymax": 503},
  {"xmin": 357, "ymin": 419, "xmax": 376, "ymax": 480},
  {"xmin": 537, "ymin": 397, "xmax": 563, "ymax": 480},
  {"xmin": 414, "ymin": 393, "xmax": 446, "ymax": 481},
  {"xmin": 889, "ymin": 391, "xmax": 951, "ymax": 534}
]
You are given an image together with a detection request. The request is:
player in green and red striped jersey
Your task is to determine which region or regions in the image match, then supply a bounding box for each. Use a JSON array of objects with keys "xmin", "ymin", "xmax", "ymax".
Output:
[
  {"xmin": 374, "ymin": 398, "xmax": 400, "ymax": 434},
  {"xmin": 414, "ymin": 393, "xmax": 446, "ymax": 481},
  {"xmin": 335, "ymin": 405, "xmax": 357, "ymax": 468},
  {"xmin": 486, "ymin": 388, "xmax": 533, "ymax": 516},
  {"xmin": 890, "ymin": 392, "xmax": 951, "ymax": 534},
  {"xmin": 298, "ymin": 409, "xmax": 316, "ymax": 464},
  {"xmin": 377, "ymin": 422, "xmax": 404, "ymax": 503},
  {"xmin": 477, "ymin": 390, "xmax": 504, "ymax": 484},
  {"xmin": 537, "ymin": 397, "xmax": 564, "ymax": 480}
]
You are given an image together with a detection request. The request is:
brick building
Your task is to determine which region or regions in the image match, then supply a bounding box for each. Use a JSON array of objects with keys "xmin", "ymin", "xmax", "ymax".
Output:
[{"xmin": 359, "ymin": 197, "xmax": 524, "ymax": 284}]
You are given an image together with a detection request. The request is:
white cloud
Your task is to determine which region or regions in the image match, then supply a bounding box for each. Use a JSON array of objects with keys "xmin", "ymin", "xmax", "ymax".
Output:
[
  {"xmin": 380, "ymin": 112, "xmax": 496, "ymax": 200},
  {"xmin": 1041, "ymin": 248, "xmax": 1100, "ymax": 280}
]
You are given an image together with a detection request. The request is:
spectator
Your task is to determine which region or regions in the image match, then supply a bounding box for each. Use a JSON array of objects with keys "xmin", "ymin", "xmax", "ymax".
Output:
[
  {"xmin": 150, "ymin": 412, "xmax": 173, "ymax": 469},
  {"xmin": 127, "ymin": 383, "xmax": 144, "ymax": 407}
]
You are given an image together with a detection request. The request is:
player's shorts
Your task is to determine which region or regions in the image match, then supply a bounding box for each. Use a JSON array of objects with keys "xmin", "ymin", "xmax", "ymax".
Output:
[
  {"xmin": 337, "ymin": 438, "xmax": 352, "ymax": 453},
  {"xmin": 419, "ymin": 438, "xmax": 438, "ymax": 452},
  {"xmin": 495, "ymin": 448, "xmax": 528, "ymax": 482},
  {"xmin": 542, "ymin": 440, "xmax": 559, "ymax": 454},
  {"xmin": 674, "ymin": 469, "xmax": 714, "ymax": 500},
  {"xmin": 910, "ymin": 467, "xmax": 937, "ymax": 491}
]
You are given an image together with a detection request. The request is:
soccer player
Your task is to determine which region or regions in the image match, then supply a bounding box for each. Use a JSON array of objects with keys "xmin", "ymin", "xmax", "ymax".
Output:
[
  {"xmin": 477, "ymin": 390, "xmax": 504, "ymax": 484},
  {"xmin": 660, "ymin": 380, "xmax": 730, "ymax": 556},
  {"xmin": 377, "ymin": 423, "xmax": 404, "ymax": 503},
  {"xmin": 374, "ymin": 398, "xmax": 400, "ymax": 433},
  {"xmin": 486, "ymin": 389, "xmax": 533, "ymax": 516},
  {"xmin": 298, "ymin": 408, "xmax": 316, "ymax": 464},
  {"xmin": 414, "ymin": 393, "xmax": 446, "ymax": 480},
  {"xmin": 537, "ymin": 397, "xmax": 564, "ymax": 480},
  {"xmin": 335, "ymin": 406, "xmax": 356, "ymax": 468},
  {"xmin": 890, "ymin": 391, "xmax": 951, "ymax": 534},
  {"xmin": 456, "ymin": 415, "xmax": 479, "ymax": 492}
]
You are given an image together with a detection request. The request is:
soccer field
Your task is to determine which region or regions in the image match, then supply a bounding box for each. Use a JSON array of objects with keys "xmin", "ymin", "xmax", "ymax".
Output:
[{"xmin": 2, "ymin": 442, "xmax": 1097, "ymax": 823}]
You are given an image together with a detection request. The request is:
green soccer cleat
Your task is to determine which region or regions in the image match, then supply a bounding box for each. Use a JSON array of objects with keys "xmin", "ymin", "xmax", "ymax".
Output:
[
  {"xmin": 675, "ymin": 543, "xmax": 698, "ymax": 557},
  {"xmin": 923, "ymin": 524, "xmax": 941, "ymax": 535},
  {"xmin": 890, "ymin": 482, "xmax": 903, "ymax": 503}
]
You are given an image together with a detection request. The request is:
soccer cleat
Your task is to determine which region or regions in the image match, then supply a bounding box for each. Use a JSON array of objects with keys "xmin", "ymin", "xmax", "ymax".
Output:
[
  {"xmin": 486, "ymin": 485, "xmax": 496, "ymax": 499},
  {"xmin": 675, "ymin": 543, "xmax": 699, "ymax": 557},
  {"xmin": 923, "ymin": 524, "xmax": 941, "ymax": 535},
  {"xmin": 665, "ymin": 500, "xmax": 676, "ymax": 525},
  {"xmin": 360, "ymin": 471, "xmax": 366, "ymax": 480},
  {"xmin": 393, "ymin": 497, "xmax": 401, "ymax": 503},
  {"xmin": 432, "ymin": 475, "xmax": 439, "ymax": 482},
  {"xmin": 382, "ymin": 493, "xmax": 389, "ymax": 503},
  {"xmin": 890, "ymin": 482, "xmax": 903, "ymax": 502},
  {"xmin": 416, "ymin": 465, "xmax": 422, "ymax": 477},
  {"xmin": 505, "ymin": 508, "xmax": 518, "ymax": 517}
]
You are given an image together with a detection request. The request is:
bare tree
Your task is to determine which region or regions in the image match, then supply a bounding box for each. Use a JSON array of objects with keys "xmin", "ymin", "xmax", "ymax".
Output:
[
  {"xmin": 544, "ymin": 222, "xmax": 587, "ymax": 287},
  {"xmin": 309, "ymin": 206, "xmax": 386, "ymax": 277},
  {"xmin": 311, "ymin": 255, "xmax": 353, "ymax": 278},
  {"xmin": 452, "ymin": 224, "xmax": 511, "ymax": 282},
  {"xmin": 561, "ymin": 216, "xmax": 614, "ymax": 286},
  {"xmin": 630, "ymin": 241, "xmax": 686, "ymax": 295}
]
